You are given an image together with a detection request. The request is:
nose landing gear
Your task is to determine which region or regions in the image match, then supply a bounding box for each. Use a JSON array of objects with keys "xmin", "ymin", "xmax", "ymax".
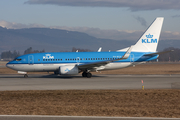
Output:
[{"xmin": 24, "ymin": 74, "xmax": 28, "ymax": 78}]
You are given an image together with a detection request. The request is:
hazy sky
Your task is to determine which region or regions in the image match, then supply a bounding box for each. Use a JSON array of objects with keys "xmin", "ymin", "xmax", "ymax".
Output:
[{"xmin": 0, "ymin": 0, "xmax": 180, "ymax": 41}]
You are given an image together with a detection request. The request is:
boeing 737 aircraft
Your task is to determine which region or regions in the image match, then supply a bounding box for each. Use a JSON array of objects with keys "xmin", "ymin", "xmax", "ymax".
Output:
[{"xmin": 6, "ymin": 17, "xmax": 169, "ymax": 78}]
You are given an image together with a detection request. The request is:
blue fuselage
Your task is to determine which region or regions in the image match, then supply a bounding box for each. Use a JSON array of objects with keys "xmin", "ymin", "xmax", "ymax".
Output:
[{"xmin": 6, "ymin": 51, "xmax": 158, "ymax": 72}]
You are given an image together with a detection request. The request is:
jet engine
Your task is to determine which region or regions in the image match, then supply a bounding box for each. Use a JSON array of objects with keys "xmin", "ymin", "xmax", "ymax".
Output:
[{"xmin": 59, "ymin": 65, "xmax": 79, "ymax": 75}]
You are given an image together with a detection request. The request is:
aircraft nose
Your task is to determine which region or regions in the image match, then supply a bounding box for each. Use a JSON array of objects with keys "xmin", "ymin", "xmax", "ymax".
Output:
[
  {"xmin": 6, "ymin": 63, "xmax": 10, "ymax": 68},
  {"xmin": 6, "ymin": 63, "xmax": 12, "ymax": 69}
]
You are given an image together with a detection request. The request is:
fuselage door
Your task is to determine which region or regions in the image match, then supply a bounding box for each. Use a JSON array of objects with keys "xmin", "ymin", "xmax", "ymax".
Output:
[
  {"xmin": 130, "ymin": 54, "xmax": 134, "ymax": 63},
  {"xmin": 28, "ymin": 55, "xmax": 34, "ymax": 65}
]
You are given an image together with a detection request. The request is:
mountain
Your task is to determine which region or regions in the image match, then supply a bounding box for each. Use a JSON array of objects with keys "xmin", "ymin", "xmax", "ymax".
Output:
[{"xmin": 0, "ymin": 26, "xmax": 179, "ymax": 53}]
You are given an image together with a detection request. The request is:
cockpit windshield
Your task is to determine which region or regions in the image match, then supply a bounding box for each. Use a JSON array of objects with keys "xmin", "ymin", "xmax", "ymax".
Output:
[{"xmin": 14, "ymin": 58, "xmax": 22, "ymax": 61}]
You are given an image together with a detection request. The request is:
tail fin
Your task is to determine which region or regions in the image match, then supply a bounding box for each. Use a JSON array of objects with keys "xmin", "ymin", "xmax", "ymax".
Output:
[{"xmin": 132, "ymin": 17, "xmax": 164, "ymax": 52}]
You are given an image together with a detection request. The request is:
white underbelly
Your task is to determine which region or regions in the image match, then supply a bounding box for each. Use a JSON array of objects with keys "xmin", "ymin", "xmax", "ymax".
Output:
[
  {"xmin": 8, "ymin": 63, "xmax": 76, "ymax": 72},
  {"xmin": 104, "ymin": 62, "xmax": 132, "ymax": 70}
]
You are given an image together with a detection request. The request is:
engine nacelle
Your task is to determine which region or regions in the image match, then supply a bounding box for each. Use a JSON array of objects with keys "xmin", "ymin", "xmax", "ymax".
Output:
[{"xmin": 59, "ymin": 65, "xmax": 79, "ymax": 75}]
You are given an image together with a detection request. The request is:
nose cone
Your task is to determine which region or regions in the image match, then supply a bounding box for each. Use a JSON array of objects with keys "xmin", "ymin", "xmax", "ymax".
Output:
[
  {"xmin": 6, "ymin": 62, "xmax": 13, "ymax": 69},
  {"xmin": 6, "ymin": 63, "xmax": 10, "ymax": 68}
]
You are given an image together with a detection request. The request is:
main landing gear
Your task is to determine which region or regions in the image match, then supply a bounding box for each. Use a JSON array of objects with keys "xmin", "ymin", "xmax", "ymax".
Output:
[{"xmin": 82, "ymin": 71, "xmax": 92, "ymax": 78}]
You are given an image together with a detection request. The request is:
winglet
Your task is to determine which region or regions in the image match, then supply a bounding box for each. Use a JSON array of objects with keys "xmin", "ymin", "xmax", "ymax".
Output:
[
  {"xmin": 98, "ymin": 47, "xmax": 102, "ymax": 52},
  {"xmin": 122, "ymin": 45, "xmax": 133, "ymax": 59}
]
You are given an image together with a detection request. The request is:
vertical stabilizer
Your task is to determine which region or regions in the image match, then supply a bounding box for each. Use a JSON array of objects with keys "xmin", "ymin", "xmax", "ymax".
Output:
[{"xmin": 132, "ymin": 17, "xmax": 164, "ymax": 52}]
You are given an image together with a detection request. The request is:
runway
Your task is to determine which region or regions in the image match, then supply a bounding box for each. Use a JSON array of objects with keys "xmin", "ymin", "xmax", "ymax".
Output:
[
  {"xmin": 0, "ymin": 74, "xmax": 180, "ymax": 120},
  {"xmin": 0, "ymin": 74, "xmax": 180, "ymax": 91},
  {"xmin": 0, "ymin": 115, "xmax": 180, "ymax": 120}
]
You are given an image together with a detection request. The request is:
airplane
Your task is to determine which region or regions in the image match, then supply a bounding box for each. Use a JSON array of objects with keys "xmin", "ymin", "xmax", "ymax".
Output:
[{"xmin": 6, "ymin": 17, "xmax": 171, "ymax": 78}]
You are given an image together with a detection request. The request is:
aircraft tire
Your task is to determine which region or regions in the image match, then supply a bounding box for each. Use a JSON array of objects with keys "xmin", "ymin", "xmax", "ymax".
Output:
[
  {"xmin": 24, "ymin": 74, "xmax": 28, "ymax": 78},
  {"xmin": 86, "ymin": 72, "xmax": 92, "ymax": 78},
  {"xmin": 82, "ymin": 72, "xmax": 87, "ymax": 77}
]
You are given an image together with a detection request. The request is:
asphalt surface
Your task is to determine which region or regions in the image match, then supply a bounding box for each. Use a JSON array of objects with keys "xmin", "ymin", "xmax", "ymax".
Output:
[
  {"xmin": 0, "ymin": 74, "xmax": 180, "ymax": 120},
  {"xmin": 0, "ymin": 74, "xmax": 180, "ymax": 91},
  {"xmin": 0, "ymin": 115, "xmax": 180, "ymax": 120}
]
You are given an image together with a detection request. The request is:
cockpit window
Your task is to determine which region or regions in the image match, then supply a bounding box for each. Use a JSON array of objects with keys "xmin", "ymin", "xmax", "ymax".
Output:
[{"xmin": 15, "ymin": 58, "xmax": 22, "ymax": 61}]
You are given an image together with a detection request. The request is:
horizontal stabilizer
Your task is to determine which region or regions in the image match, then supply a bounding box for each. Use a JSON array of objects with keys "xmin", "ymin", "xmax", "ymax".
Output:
[{"xmin": 144, "ymin": 50, "xmax": 174, "ymax": 56}]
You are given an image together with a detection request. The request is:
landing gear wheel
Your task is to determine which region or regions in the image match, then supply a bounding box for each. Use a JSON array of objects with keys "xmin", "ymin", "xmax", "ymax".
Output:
[
  {"xmin": 82, "ymin": 72, "xmax": 87, "ymax": 77},
  {"xmin": 24, "ymin": 74, "xmax": 28, "ymax": 78},
  {"xmin": 86, "ymin": 72, "xmax": 92, "ymax": 78}
]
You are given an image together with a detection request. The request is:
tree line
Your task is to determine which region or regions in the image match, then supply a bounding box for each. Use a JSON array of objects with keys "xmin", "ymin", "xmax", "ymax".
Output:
[
  {"xmin": 1, "ymin": 50, "xmax": 20, "ymax": 60},
  {"xmin": 1, "ymin": 47, "xmax": 45, "ymax": 60},
  {"xmin": 0, "ymin": 47, "xmax": 91, "ymax": 60},
  {"xmin": 158, "ymin": 47, "xmax": 180, "ymax": 62},
  {"xmin": 1, "ymin": 47, "xmax": 180, "ymax": 62}
]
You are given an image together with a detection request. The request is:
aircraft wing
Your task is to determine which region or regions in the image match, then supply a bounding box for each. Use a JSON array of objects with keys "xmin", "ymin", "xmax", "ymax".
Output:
[
  {"xmin": 78, "ymin": 46, "xmax": 133, "ymax": 70},
  {"xmin": 143, "ymin": 50, "xmax": 174, "ymax": 56}
]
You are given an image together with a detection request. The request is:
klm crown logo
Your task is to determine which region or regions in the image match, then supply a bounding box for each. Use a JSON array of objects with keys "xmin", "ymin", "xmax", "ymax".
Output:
[
  {"xmin": 142, "ymin": 33, "xmax": 157, "ymax": 43},
  {"xmin": 146, "ymin": 34, "xmax": 153, "ymax": 38}
]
